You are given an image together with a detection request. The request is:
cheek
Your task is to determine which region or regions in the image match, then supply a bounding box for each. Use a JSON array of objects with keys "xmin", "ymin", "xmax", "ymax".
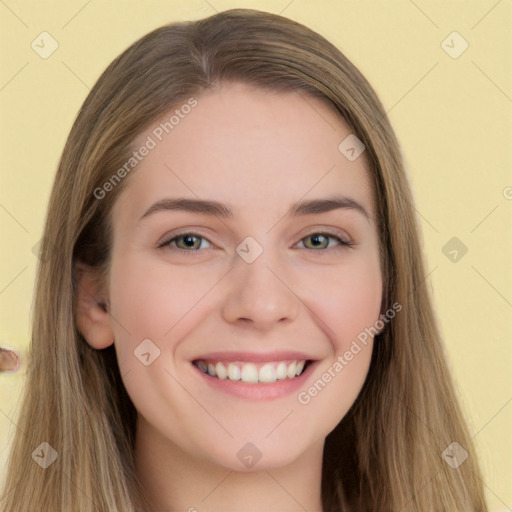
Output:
[
  {"xmin": 335, "ymin": 265, "xmax": 382, "ymax": 347},
  {"xmin": 106, "ymin": 253, "xmax": 222, "ymax": 451},
  {"xmin": 108, "ymin": 252, "xmax": 222, "ymax": 365},
  {"xmin": 294, "ymin": 255, "xmax": 382, "ymax": 431},
  {"xmin": 301, "ymin": 253, "xmax": 383, "ymax": 352}
]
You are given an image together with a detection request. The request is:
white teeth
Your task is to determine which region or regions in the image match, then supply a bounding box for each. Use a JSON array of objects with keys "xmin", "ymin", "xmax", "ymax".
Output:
[
  {"xmin": 227, "ymin": 363, "xmax": 241, "ymax": 381},
  {"xmin": 215, "ymin": 362, "xmax": 228, "ymax": 380},
  {"xmin": 195, "ymin": 359, "xmax": 308, "ymax": 383},
  {"xmin": 286, "ymin": 361, "xmax": 297, "ymax": 379},
  {"xmin": 240, "ymin": 363, "xmax": 259, "ymax": 383},
  {"xmin": 258, "ymin": 363, "xmax": 277, "ymax": 383},
  {"xmin": 276, "ymin": 361, "xmax": 287, "ymax": 380}
]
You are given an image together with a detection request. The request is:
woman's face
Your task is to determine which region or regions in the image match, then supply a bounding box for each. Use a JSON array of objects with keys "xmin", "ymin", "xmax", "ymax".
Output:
[{"xmin": 104, "ymin": 82, "xmax": 382, "ymax": 470}]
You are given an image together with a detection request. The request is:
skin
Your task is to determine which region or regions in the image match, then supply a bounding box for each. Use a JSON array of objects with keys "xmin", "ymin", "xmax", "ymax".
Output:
[
  {"xmin": 0, "ymin": 348, "xmax": 19, "ymax": 373},
  {"xmin": 76, "ymin": 82, "xmax": 383, "ymax": 512}
]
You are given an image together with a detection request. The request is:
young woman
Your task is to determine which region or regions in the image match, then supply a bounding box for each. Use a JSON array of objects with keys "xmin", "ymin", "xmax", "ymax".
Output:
[{"xmin": 0, "ymin": 8, "xmax": 487, "ymax": 512}]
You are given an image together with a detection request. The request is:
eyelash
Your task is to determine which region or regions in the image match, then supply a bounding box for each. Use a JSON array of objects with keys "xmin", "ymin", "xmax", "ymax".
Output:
[{"xmin": 157, "ymin": 231, "xmax": 354, "ymax": 255}]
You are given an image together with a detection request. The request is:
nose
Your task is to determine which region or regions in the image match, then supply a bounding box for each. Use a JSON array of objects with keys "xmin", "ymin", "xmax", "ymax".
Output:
[{"xmin": 221, "ymin": 250, "xmax": 301, "ymax": 330}]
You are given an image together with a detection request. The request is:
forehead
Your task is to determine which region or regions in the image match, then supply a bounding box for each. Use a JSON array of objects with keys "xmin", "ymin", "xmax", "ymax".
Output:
[{"xmin": 112, "ymin": 82, "xmax": 374, "ymax": 224}]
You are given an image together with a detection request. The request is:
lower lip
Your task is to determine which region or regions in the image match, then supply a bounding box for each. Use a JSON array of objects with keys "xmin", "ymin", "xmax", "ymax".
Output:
[{"xmin": 191, "ymin": 361, "xmax": 318, "ymax": 400}]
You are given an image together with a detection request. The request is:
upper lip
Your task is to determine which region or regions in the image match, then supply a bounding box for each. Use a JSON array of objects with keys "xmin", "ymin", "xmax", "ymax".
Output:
[{"xmin": 191, "ymin": 351, "xmax": 317, "ymax": 363}]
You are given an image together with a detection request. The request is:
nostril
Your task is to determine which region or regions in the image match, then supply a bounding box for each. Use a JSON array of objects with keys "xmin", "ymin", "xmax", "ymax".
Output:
[{"xmin": 0, "ymin": 347, "xmax": 21, "ymax": 374}]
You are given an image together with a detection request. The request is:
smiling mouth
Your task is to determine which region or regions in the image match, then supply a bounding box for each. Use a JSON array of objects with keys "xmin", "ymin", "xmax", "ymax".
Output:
[{"xmin": 192, "ymin": 359, "xmax": 312, "ymax": 383}]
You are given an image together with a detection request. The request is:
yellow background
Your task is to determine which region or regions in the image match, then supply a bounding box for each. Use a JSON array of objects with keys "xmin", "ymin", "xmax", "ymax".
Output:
[{"xmin": 1, "ymin": 1, "xmax": 511, "ymax": 509}]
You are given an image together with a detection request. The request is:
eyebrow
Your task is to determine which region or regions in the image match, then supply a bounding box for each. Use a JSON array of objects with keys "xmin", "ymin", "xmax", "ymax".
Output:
[{"xmin": 139, "ymin": 195, "xmax": 370, "ymax": 222}]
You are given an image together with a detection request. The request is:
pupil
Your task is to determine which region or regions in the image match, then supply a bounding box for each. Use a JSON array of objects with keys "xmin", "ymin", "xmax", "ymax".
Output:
[
  {"xmin": 184, "ymin": 235, "xmax": 196, "ymax": 247},
  {"xmin": 311, "ymin": 234, "xmax": 324, "ymax": 247}
]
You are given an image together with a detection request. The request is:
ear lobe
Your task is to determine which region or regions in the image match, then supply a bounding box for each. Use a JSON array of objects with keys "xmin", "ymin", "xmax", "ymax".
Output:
[{"xmin": 74, "ymin": 262, "xmax": 114, "ymax": 350}]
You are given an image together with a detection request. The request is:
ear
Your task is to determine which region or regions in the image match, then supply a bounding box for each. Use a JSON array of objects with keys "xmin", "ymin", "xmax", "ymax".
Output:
[{"xmin": 74, "ymin": 261, "xmax": 114, "ymax": 350}]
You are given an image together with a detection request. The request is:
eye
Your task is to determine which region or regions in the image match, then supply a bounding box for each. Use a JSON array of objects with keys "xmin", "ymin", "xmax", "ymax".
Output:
[
  {"xmin": 157, "ymin": 230, "xmax": 353, "ymax": 255},
  {"xmin": 296, "ymin": 232, "xmax": 353, "ymax": 251},
  {"xmin": 158, "ymin": 233, "xmax": 212, "ymax": 253}
]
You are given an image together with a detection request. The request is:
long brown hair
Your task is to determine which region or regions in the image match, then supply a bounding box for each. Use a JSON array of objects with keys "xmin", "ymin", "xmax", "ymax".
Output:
[{"xmin": 0, "ymin": 8, "xmax": 487, "ymax": 511}]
